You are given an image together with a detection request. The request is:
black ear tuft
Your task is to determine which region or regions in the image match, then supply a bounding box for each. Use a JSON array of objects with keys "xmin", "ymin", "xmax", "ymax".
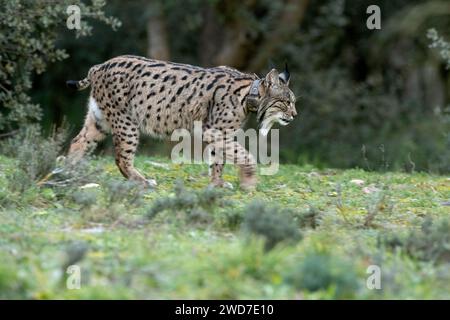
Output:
[
  {"xmin": 66, "ymin": 80, "xmax": 79, "ymax": 90},
  {"xmin": 279, "ymin": 62, "xmax": 290, "ymax": 84}
]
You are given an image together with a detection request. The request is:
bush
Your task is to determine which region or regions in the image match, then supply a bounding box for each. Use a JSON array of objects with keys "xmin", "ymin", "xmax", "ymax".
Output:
[
  {"xmin": 1, "ymin": 125, "xmax": 66, "ymax": 192},
  {"xmin": 0, "ymin": 259, "xmax": 30, "ymax": 299},
  {"xmin": 285, "ymin": 251, "xmax": 359, "ymax": 299},
  {"xmin": 0, "ymin": 125, "xmax": 102, "ymax": 195},
  {"xmin": 379, "ymin": 217, "xmax": 450, "ymax": 264},
  {"xmin": 242, "ymin": 201, "xmax": 302, "ymax": 251},
  {"xmin": 104, "ymin": 179, "xmax": 146, "ymax": 207},
  {"xmin": 294, "ymin": 205, "xmax": 322, "ymax": 229},
  {"xmin": 278, "ymin": 1, "xmax": 450, "ymax": 173},
  {"xmin": 147, "ymin": 180, "xmax": 229, "ymax": 224},
  {"xmin": 0, "ymin": 0, "xmax": 120, "ymax": 131}
]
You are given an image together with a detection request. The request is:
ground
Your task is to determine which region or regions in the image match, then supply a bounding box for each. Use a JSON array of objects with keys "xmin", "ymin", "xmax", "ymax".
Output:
[{"xmin": 0, "ymin": 155, "xmax": 449, "ymax": 299}]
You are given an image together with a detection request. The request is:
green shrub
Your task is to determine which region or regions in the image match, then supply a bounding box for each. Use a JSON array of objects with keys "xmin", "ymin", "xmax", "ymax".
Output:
[
  {"xmin": 0, "ymin": 125, "xmax": 101, "ymax": 194},
  {"xmin": 379, "ymin": 217, "xmax": 450, "ymax": 264},
  {"xmin": 0, "ymin": 259, "xmax": 30, "ymax": 299},
  {"xmin": 428, "ymin": 29, "xmax": 450, "ymax": 69},
  {"xmin": 242, "ymin": 201, "xmax": 302, "ymax": 251},
  {"xmin": 0, "ymin": 0, "xmax": 120, "ymax": 131},
  {"xmin": 147, "ymin": 180, "xmax": 228, "ymax": 224},
  {"xmin": 294, "ymin": 205, "xmax": 322, "ymax": 229},
  {"xmin": 72, "ymin": 189, "xmax": 99, "ymax": 209},
  {"xmin": 1, "ymin": 125, "xmax": 66, "ymax": 192},
  {"xmin": 278, "ymin": 1, "xmax": 450, "ymax": 173},
  {"xmin": 104, "ymin": 179, "xmax": 146, "ymax": 207},
  {"xmin": 286, "ymin": 251, "xmax": 359, "ymax": 299},
  {"xmin": 221, "ymin": 209, "xmax": 244, "ymax": 230}
]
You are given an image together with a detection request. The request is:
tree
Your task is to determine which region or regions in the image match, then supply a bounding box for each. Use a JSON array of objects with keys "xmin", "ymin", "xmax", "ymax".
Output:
[{"xmin": 0, "ymin": 0, "xmax": 120, "ymax": 133}]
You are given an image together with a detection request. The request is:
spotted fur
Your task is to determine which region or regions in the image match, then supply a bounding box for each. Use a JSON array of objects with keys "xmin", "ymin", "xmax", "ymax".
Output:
[{"xmin": 67, "ymin": 55, "xmax": 297, "ymax": 190}]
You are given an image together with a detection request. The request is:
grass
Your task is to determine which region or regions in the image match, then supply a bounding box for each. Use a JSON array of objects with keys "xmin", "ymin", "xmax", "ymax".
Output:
[{"xmin": 0, "ymin": 154, "xmax": 449, "ymax": 299}]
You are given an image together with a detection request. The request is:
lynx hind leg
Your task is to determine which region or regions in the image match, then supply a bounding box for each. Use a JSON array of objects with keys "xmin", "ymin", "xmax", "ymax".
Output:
[
  {"xmin": 111, "ymin": 123, "xmax": 157, "ymax": 188},
  {"xmin": 68, "ymin": 96, "xmax": 108, "ymax": 163}
]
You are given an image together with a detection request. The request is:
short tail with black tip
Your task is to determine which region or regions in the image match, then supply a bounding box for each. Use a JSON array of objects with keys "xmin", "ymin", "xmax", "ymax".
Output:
[
  {"xmin": 66, "ymin": 64, "xmax": 102, "ymax": 91},
  {"xmin": 66, "ymin": 78, "xmax": 90, "ymax": 91}
]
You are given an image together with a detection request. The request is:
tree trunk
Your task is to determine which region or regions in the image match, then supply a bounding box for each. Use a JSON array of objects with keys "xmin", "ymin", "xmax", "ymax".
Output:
[
  {"xmin": 147, "ymin": 1, "xmax": 170, "ymax": 60},
  {"xmin": 211, "ymin": 0, "xmax": 257, "ymax": 69},
  {"xmin": 199, "ymin": 5, "xmax": 223, "ymax": 67},
  {"xmin": 248, "ymin": 0, "xmax": 309, "ymax": 71}
]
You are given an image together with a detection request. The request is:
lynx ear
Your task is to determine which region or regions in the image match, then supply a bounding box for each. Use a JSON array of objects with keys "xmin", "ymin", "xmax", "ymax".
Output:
[
  {"xmin": 279, "ymin": 62, "xmax": 290, "ymax": 84},
  {"xmin": 265, "ymin": 69, "xmax": 280, "ymax": 86}
]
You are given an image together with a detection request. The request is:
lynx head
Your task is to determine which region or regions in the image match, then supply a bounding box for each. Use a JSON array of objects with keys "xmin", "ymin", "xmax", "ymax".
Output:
[{"xmin": 256, "ymin": 64, "xmax": 297, "ymax": 136}]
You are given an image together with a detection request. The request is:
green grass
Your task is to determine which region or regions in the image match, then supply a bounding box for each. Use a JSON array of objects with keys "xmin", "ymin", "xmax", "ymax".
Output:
[{"xmin": 0, "ymin": 155, "xmax": 449, "ymax": 299}]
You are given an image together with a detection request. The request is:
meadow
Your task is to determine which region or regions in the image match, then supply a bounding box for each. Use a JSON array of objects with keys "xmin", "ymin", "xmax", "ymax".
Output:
[{"xmin": 0, "ymin": 148, "xmax": 449, "ymax": 299}]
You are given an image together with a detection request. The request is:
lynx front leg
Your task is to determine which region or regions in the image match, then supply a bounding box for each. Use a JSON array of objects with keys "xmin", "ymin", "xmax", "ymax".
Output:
[
  {"xmin": 211, "ymin": 163, "xmax": 225, "ymax": 187},
  {"xmin": 208, "ymin": 139, "xmax": 257, "ymax": 190},
  {"xmin": 207, "ymin": 147, "xmax": 225, "ymax": 187},
  {"xmin": 204, "ymin": 128, "xmax": 256, "ymax": 190},
  {"xmin": 224, "ymin": 140, "xmax": 257, "ymax": 191}
]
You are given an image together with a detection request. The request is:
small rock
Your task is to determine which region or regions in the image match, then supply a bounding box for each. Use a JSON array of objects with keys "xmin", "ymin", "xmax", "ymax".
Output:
[
  {"xmin": 363, "ymin": 185, "xmax": 380, "ymax": 194},
  {"xmin": 80, "ymin": 227, "xmax": 104, "ymax": 234},
  {"xmin": 223, "ymin": 182, "xmax": 234, "ymax": 190},
  {"xmin": 145, "ymin": 161, "xmax": 169, "ymax": 170},
  {"xmin": 147, "ymin": 179, "xmax": 158, "ymax": 188},
  {"xmin": 308, "ymin": 172, "xmax": 320, "ymax": 178},
  {"xmin": 80, "ymin": 183, "xmax": 100, "ymax": 189},
  {"xmin": 350, "ymin": 179, "xmax": 365, "ymax": 186}
]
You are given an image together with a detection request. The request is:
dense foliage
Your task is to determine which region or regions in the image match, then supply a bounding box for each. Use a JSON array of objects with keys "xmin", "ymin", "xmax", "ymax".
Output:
[
  {"xmin": 0, "ymin": 0, "xmax": 120, "ymax": 131},
  {"xmin": 1, "ymin": 0, "xmax": 448, "ymax": 172}
]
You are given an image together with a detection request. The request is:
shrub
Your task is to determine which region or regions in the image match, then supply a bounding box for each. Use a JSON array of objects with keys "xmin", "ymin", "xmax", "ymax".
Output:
[
  {"xmin": 104, "ymin": 179, "xmax": 146, "ymax": 207},
  {"xmin": 221, "ymin": 209, "xmax": 244, "ymax": 230},
  {"xmin": 285, "ymin": 251, "xmax": 359, "ymax": 299},
  {"xmin": 0, "ymin": 259, "xmax": 30, "ymax": 299},
  {"xmin": 0, "ymin": 125, "xmax": 101, "ymax": 193},
  {"xmin": 379, "ymin": 217, "xmax": 450, "ymax": 264},
  {"xmin": 294, "ymin": 205, "xmax": 322, "ymax": 229},
  {"xmin": 1, "ymin": 125, "xmax": 66, "ymax": 192},
  {"xmin": 0, "ymin": 0, "xmax": 120, "ymax": 131},
  {"xmin": 72, "ymin": 189, "xmax": 99, "ymax": 209},
  {"xmin": 242, "ymin": 201, "xmax": 302, "ymax": 251},
  {"xmin": 428, "ymin": 29, "xmax": 450, "ymax": 69},
  {"xmin": 147, "ymin": 180, "xmax": 228, "ymax": 224}
]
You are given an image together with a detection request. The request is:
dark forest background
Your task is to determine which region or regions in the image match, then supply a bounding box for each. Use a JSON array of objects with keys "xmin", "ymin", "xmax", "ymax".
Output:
[{"xmin": 1, "ymin": 0, "xmax": 449, "ymax": 173}]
